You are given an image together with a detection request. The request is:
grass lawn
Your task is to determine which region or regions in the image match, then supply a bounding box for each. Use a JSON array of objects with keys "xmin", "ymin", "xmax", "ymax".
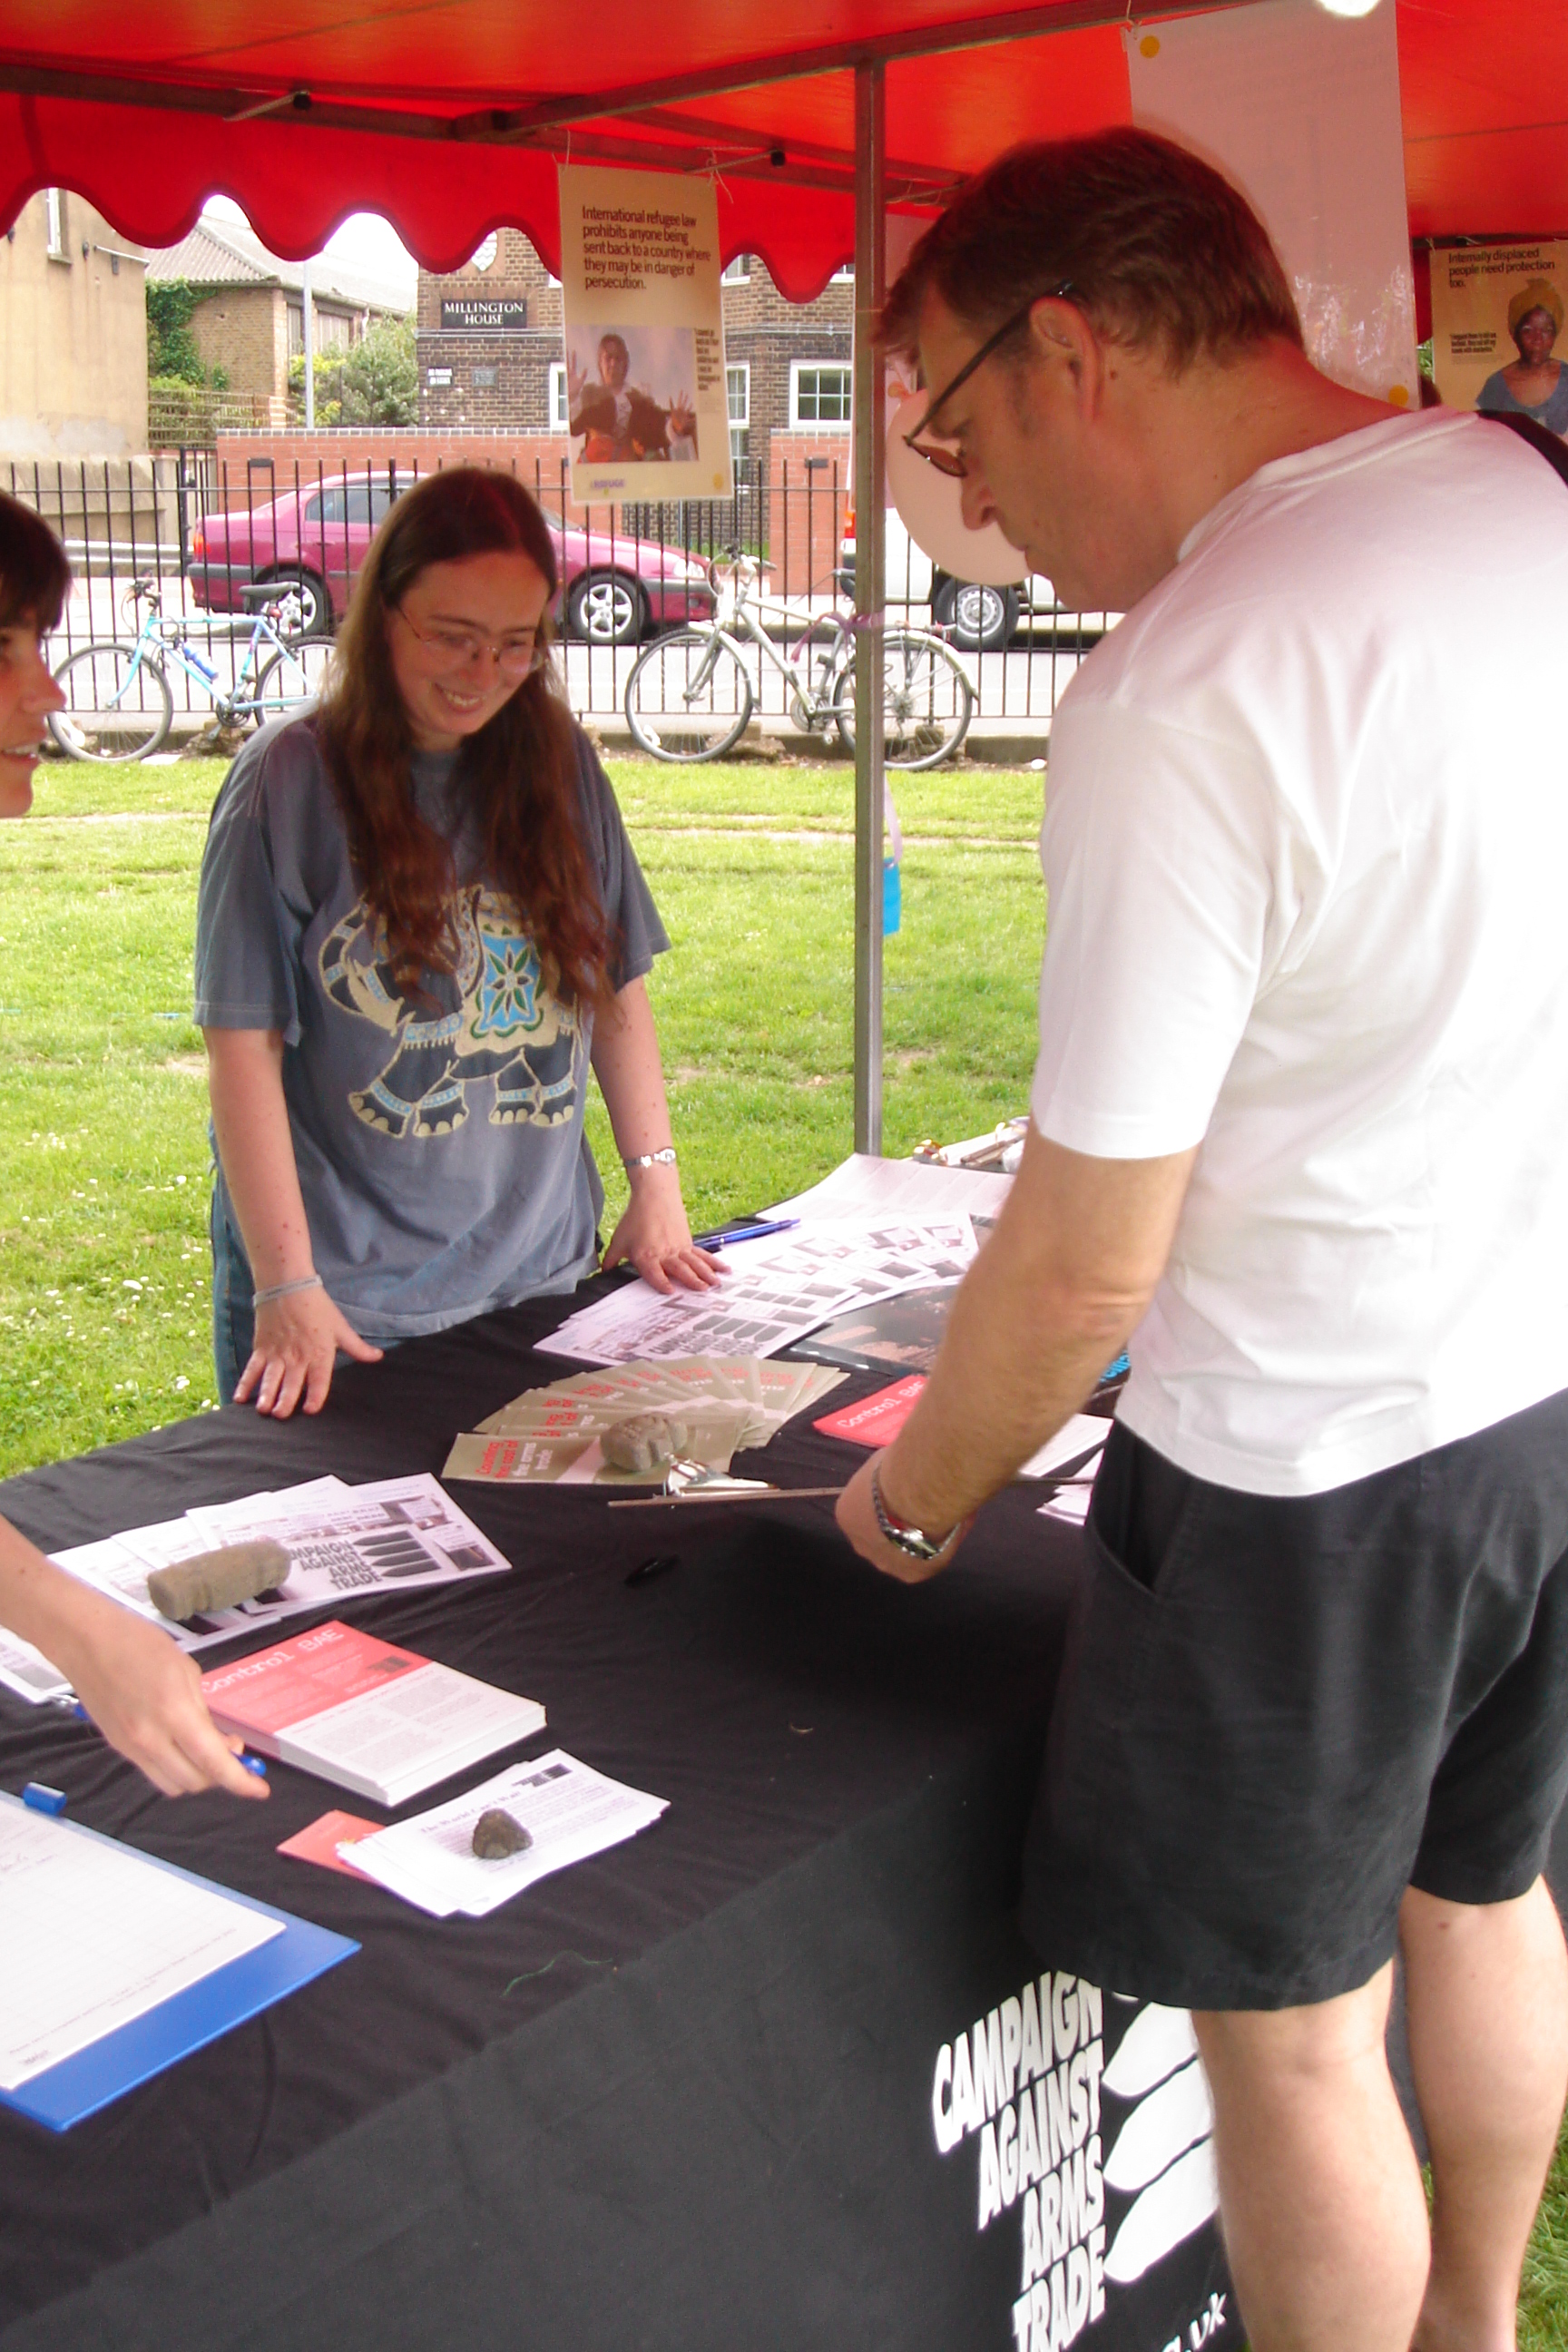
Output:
[
  {"xmin": 0, "ymin": 748, "xmax": 1044, "ymax": 1475},
  {"xmin": 2, "ymin": 744, "xmax": 1566, "ymax": 2326}
]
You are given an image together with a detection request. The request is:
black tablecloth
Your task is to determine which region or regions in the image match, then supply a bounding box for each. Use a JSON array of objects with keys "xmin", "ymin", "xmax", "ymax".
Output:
[{"xmin": 0, "ymin": 1292, "xmax": 1222, "ymax": 2349}]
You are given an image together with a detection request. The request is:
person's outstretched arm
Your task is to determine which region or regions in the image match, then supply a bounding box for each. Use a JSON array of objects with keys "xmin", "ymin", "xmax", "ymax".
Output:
[
  {"xmin": 204, "ymin": 1025, "xmax": 382, "ymax": 1416},
  {"xmin": 590, "ymin": 976, "xmax": 720, "ymax": 1295},
  {"xmin": 0, "ymin": 1515, "xmax": 266, "ymax": 1798},
  {"xmin": 838, "ymin": 1122, "xmax": 1196, "ymax": 1581}
]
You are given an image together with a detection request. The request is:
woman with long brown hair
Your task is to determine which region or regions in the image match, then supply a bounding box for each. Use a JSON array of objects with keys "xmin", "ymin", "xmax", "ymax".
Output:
[{"xmin": 195, "ymin": 466, "xmax": 715, "ymax": 1417}]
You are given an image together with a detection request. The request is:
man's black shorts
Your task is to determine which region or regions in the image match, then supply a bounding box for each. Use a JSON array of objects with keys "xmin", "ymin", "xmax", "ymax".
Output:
[{"xmin": 1018, "ymin": 1388, "xmax": 1568, "ymax": 2011}]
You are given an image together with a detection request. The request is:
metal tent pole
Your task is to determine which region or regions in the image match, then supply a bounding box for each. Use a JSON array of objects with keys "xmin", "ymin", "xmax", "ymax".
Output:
[
  {"xmin": 301, "ymin": 258, "xmax": 316, "ymax": 428},
  {"xmin": 852, "ymin": 57, "xmax": 887, "ymax": 1157}
]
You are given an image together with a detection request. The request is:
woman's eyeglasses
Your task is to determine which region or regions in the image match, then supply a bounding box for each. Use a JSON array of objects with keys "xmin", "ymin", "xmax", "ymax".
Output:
[
  {"xmin": 902, "ymin": 280, "xmax": 1075, "ymax": 479},
  {"xmin": 393, "ymin": 607, "xmax": 544, "ymax": 678}
]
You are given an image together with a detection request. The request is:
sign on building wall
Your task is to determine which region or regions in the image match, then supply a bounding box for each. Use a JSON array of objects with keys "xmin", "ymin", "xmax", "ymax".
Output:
[
  {"xmin": 557, "ymin": 164, "xmax": 732, "ymax": 503},
  {"xmin": 440, "ymin": 297, "xmax": 529, "ymax": 332},
  {"xmin": 1430, "ymin": 242, "xmax": 1568, "ymax": 436}
]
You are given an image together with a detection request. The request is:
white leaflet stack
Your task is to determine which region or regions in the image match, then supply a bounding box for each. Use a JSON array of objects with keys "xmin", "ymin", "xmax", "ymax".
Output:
[{"xmin": 339, "ymin": 1749, "xmax": 667, "ymax": 1917}]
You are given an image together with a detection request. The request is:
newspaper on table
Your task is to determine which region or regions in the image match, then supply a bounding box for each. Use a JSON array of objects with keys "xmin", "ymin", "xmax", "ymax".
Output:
[
  {"xmin": 0, "ymin": 1475, "xmax": 512, "ymax": 1707},
  {"xmin": 536, "ymin": 1216, "xmax": 978, "ymax": 1368},
  {"xmin": 763, "ymin": 1152, "xmax": 1013, "ymax": 1225},
  {"xmin": 443, "ymin": 1354, "xmax": 846, "ymax": 1485},
  {"xmin": 338, "ymin": 1749, "xmax": 668, "ymax": 1918}
]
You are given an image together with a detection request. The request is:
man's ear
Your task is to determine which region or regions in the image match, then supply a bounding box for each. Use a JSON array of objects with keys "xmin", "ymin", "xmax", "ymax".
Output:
[{"xmin": 1027, "ymin": 297, "xmax": 1105, "ymax": 415}]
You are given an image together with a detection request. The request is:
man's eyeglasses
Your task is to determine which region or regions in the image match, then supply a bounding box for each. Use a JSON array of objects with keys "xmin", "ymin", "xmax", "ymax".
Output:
[
  {"xmin": 903, "ymin": 279, "xmax": 1076, "ymax": 480},
  {"xmin": 393, "ymin": 606, "xmax": 544, "ymax": 679}
]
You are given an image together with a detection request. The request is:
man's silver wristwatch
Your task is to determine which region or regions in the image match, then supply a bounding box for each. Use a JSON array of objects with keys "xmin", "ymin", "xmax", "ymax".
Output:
[{"xmin": 870, "ymin": 1464, "xmax": 959, "ymax": 1563}]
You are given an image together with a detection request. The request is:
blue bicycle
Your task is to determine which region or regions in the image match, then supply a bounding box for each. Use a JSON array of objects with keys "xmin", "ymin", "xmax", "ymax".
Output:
[{"xmin": 47, "ymin": 578, "xmax": 331, "ymax": 763}]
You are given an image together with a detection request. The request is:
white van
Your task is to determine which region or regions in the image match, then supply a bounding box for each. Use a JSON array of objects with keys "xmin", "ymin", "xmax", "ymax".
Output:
[{"xmin": 838, "ymin": 501, "xmax": 1114, "ymax": 652}]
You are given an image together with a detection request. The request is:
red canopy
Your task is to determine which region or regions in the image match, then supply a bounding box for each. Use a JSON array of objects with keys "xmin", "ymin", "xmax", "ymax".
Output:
[{"xmin": 2, "ymin": 3, "xmax": 1564, "ymax": 299}]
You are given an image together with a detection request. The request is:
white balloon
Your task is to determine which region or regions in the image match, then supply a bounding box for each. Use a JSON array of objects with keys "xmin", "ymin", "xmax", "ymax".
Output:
[{"xmin": 885, "ymin": 393, "xmax": 1029, "ymax": 586}]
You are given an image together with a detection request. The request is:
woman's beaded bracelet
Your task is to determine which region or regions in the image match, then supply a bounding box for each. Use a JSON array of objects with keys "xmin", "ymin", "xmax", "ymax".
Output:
[
  {"xmin": 622, "ymin": 1147, "xmax": 678, "ymax": 1170},
  {"xmin": 251, "ymin": 1273, "xmax": 325, "ymax": 1308}
]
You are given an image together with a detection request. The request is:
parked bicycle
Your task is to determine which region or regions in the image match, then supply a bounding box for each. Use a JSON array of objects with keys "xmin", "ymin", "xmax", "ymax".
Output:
[
  {"xmin": 47, "ymin": 579, "xmax": 332, "ymax": 763},
  {"xmin": 622, "ymin": 553, "xmax": 973, "ymax": 768}
]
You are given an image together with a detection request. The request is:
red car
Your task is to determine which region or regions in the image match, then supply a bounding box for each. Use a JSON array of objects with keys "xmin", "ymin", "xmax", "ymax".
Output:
[{"xmin": 185, "ymin": 479, "xmax": 714, "ymax": 644}]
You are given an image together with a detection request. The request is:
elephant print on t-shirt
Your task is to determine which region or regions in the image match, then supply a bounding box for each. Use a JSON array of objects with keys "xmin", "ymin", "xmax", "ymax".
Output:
[{"xmin": 318, "ymin": 887, "xmax": 584, "ymax": 1141}]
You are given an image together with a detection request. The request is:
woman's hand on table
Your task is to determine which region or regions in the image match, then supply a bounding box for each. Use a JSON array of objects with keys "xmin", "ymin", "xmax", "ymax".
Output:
[
  {"xmin": 602, "ymin": 1163, "xmax": 723, "ymax": 1295},
  {"xmin": 235, "ymin": 1286, "xmax": 383, "ymax": 1418}
]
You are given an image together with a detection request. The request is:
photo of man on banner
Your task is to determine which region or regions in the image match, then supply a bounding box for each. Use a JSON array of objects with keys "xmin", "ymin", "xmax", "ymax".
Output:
[{"xmin": 566, "ymin": 328, "xmax": 698, "ymax": 465}]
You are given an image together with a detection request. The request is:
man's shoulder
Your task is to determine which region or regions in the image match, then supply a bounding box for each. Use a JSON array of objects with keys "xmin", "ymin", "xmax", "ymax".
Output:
[{"xmin": 1072, "ymin": 410, "xmax": 1565, "ymax": 723}]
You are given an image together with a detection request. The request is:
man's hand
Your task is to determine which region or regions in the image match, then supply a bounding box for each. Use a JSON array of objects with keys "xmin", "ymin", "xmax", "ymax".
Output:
[
  {"xmin": 234, "ymin": 1286, "xmax": 382, "ymax": 1417},
  {"xmin": 834, "ymin": 1123, "xmax": 1198, "ymax": 1558},
  {"xmin": 837, "ymin": 1451, "xmax": 972, "ymax": 1584}
]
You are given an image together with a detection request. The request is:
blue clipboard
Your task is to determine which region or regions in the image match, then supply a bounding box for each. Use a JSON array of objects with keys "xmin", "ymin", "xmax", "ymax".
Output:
[{"xmin": 0, "ymin": 1793, "xmax": 358, "ymax": 2132}]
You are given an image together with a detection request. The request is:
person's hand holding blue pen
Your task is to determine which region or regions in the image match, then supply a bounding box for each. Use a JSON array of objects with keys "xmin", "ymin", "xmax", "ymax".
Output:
[{"xmin": 0, "ymin": 1513, "xmax": 270, "ymax": 1802}]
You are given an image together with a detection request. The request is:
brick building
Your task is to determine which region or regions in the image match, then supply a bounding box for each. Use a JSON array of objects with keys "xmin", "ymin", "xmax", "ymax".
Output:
[
  {"xmin": 416, "ymin": 238, "xmax": 853, "ymax": 480},
  {"xmin": 416, "ymin": 231, "xmax": 564, "ymax": 434},
  {"xmin": 147, "ymin": 214, "xmax": 412, "ymax": 416},
  {"xmin": 718, "ymin": 251, "xmax": 853, "ymax": 477}
]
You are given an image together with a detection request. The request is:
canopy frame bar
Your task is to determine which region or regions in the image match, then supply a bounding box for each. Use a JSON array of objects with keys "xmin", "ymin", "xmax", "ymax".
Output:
[
  {"xmin": 852, "ymin": 58, "xmax": 887, "ymax": 1157},
  {"xmin": 0, "ymin": 0, "xmax": 1260, "ymax": 150}
]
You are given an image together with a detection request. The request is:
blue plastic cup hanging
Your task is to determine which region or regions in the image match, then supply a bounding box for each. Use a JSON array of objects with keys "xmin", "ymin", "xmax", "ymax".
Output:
[{"xmin": 883, "ymin": 791, "xmax": 904, "ymax": 937}]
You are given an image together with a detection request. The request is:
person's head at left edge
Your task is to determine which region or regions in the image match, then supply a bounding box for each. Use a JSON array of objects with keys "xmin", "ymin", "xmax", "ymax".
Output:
[{"xmin": 0, "ymin": 490, "xmax": 69, "ymax": 818}]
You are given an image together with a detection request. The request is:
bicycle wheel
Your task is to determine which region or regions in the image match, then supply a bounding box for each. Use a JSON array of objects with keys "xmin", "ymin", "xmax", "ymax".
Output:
[
  {"xmin": 48, "ymin": 643, "xmax": 173, "ymax": 762},
  {"xmin": 245, "ymin": 641, "xmax": 334, "ymax": 727},
  {"xmin": 624, "ymin": 629, "xmax": 753, "ymax": 761},
  {"xmin": 834, "ymin": 631, "xmax": 973, "ymax": 770}
]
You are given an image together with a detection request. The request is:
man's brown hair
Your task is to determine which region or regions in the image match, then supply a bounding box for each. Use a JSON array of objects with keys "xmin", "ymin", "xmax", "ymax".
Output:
[{"xmin": 882, "ymin": 127, "xmax": 1301, "ymax": 374}]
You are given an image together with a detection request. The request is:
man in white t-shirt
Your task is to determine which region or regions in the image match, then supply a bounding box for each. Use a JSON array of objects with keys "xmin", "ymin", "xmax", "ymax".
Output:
[{"xmin": 838, "ymin": 129, "xmax": 1568, "ymax": 2352}]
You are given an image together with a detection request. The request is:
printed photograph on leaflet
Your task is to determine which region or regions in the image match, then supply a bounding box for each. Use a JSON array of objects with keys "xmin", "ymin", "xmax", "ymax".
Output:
[
  {"xmin": 558, "ymin": 164, "xmax": 731, "ymax": 503},
  {"xmin": 1430, "ymin": 240, "xmax": 1568, "ymax": 436},
  {"xmin": 928, "ymin": 1973, "xmax": 1231, "ymax": 2352}
]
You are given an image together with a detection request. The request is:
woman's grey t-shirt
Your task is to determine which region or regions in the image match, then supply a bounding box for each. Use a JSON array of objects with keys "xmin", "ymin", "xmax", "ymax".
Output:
[{"xmin": 193, "ymin": 715, "xmax": 668, "ymax": 1339}]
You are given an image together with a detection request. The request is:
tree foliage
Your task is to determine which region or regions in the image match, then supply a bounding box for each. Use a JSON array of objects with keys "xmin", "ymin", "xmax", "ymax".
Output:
[{"xmin": 289, "ymin": 316, "xmax": 416, "ymax": 426}]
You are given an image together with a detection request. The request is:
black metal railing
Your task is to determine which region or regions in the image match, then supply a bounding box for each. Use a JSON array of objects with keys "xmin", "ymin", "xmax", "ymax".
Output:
[{"xmin": 8, "ymin": 450, "xmax": 1099, "ymax": 744}]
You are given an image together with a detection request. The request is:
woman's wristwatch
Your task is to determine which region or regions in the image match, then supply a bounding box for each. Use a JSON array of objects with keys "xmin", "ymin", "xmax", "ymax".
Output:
[
  {"xmin": 870, "ymin": 1463, "xmax": 960, "ymax": 1563},
  {"xmin": 623, "ymin": 1148, "xmax": 677, "ymax": 1170}
]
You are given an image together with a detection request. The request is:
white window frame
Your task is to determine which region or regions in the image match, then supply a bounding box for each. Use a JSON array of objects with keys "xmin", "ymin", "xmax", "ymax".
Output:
[
  {"xmin": 726, "ymin": 361, "xmax": 750, "ymax": 463},
  {"xmin": 44, "ymin": 189, "xmax": 66, "ymax": 260},
  {"xmin": 548, "ymin": 361, "xmax": 569, "ymax": 429},
  {"xmin": 789, "ymin": 360, "xmax": 852, "ymax": 430},
  {"xmin": 830, "ymin": 261, "xmax": 855, "ymax": 282},
  {"xmin": 721, "ymin": 254, "xmax": 751, "ymax": 284}
]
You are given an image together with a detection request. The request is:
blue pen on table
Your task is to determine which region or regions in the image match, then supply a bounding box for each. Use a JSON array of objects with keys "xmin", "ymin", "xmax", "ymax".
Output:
[
  {"xmin": 693, "ymin": 1215, "xmax": 799, "ymax": 1251},
  {"xmin": 70, "ymin": 1702, "xmax": 267, "ymax": 1778}
]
